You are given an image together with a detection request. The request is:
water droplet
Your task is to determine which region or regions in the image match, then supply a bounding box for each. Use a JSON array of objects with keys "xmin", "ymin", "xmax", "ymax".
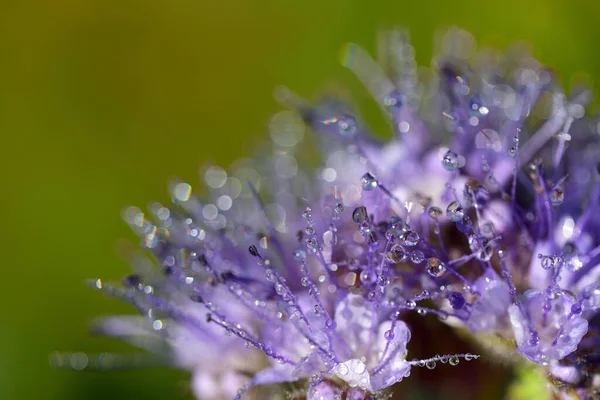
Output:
[
  {"xmin": 405, "ymin": 300, "xmax": 416, "ymax": 309},
  {"xmin": 338, "ymin": 363, "xmax": 349, "ymax": 375},
  {"xmin": 425, "ymin": 360, "xmax": 436, "ymax": 369},
  {"xmin": 275, "ymin": 284, "xmax": 285, "ymax": 296},
  {"xmin": 475, "ymin": 128, "xmax": 501, "ymax": 152},
  {"xmin": 334, "ymin": 202, "xmax": 344, "ymax": 214},
  {"xmin": 456, "ymin": 216, "xmax": 472, "ymax": 233},
  {"xmin": 294, "ymin": 249, "xmax": 307, "ymax": 262},
  {"xmin": 411, "ymin": 250, "xmax": 425, "ymax": 264},
  {"xmin": 464, "ymin": 354, "xmax": 475, "ymax": 361},
  {"xmin": 352, "ymin": 206, "xmax": 368, "ymax": 223},
  {"xmin": 427, "ymin": 257, "xmax": 447, "ymax": 278},
  {"xmin": 302, "ymin": 207, "xmax": 313, "ymax": 220},
  {"xmin": 447, "ymin": 292, "xmax": 466, "ymax": 310},
  {"xmin": 448, "ymin": 356, "xmax": 460, "ymax": 366},
  {"xmin": 369, "ymin": 231, "xmax": 380, "ymax": 244},
  {"xmin": 550, "ymin": 187, "xmax": 564, "ymax": 206},
  {"xmin": 386, "ymin": 217, "xmax": 407, "ymax": 239},
  {"xmin": 442, "ymin": 150, "xmax": 459, "ymax": 171},
  {"xmin": 378, "ymin": 275, "xmax": 389, "ymax": 286},
  {"xmin": 468, "ymin": 235, "xmax": 492, "ymax": 261},
  {"xmin": 360, "ymin": 172, "xmax": 378, "ymax": 191},
  {"xmin": 265, "ymin": 269, "xmax": 275, "ymax": 281},
  {"xmin": 338, "ymin": 115, "xmax": 357, "ymax": 137},
  {"xmin": 446, "ymin": 201, "xmax": 465, "ymax": 222},
  {"xmin": 400, "ymin": 231, "xmax": 419, "ymax": 247},
  {"xmin": 417, "ymin": 308, "xmax": 427, "ymax": 316},
  {"xmin": 122, "ymin": 274, "xmax": 141, "ymax": 287},
  {"xmin": 509, "ymin": 146, "xmax": 517, "ymax": 158},
  {"xmin": 301, "ymin": 277, "xmax": 310, "ymax": 287},
  {"xmin": 384, "ymin": 329, "xmax": 395, "ymax": 340},
  {"xmin": 360, "ymin": 270, "xmax": 373, "ymax": 284},
  {"xmin": 173, "ymin": 182, "xmax": 192, "ymax": 202},
  {"xmin": 383, "ymin": 90, "xmax": 403, "ymax": 114},
  {"xmin": 528, "ymin": 333, "xmax": 539, "ymax": 347},
  {"xmin": 540, "ymin": 255, "xmax": 557, "ymax": 270},
  {"xmin": 563, "ymin": 243, "xmax": 583, "ymax": 272},
  {"xmin": 269, "ymin": 110, "xmax": 305, "ymax": 147},
  {"xmin": 385, "ymin": 244, "xmax": 407, "ymax": 263},
  {"xmin": 428, "ymin": 206, "xmax": 443, "ymax": 220},
  {"xmin": 248, "ymin": 245, "xmax": 259, "ymax": 257}
]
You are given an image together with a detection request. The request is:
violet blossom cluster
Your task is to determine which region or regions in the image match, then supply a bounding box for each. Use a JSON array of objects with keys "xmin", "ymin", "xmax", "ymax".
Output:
[{"xmin": 62, "ymin": 29, "xmax": 600, "ymax": 399}]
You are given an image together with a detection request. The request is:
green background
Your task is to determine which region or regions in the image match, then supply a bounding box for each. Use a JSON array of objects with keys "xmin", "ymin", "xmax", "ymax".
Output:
[{"xmin": 2, "ymin": 0, "xmax": 598, "ymax": 398}]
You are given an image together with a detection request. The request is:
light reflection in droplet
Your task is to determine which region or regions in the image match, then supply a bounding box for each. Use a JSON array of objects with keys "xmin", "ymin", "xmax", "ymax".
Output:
[
  {"xmin": 217, "ymin": 195, "xmax": 232, "ymax": 211},
  {"xmin": 70, "ymin": 352, "xmax": 89, "ymax": 370},
  {"xmin": 202, "ymin": 204, "xmax": 218, "ymax": 220},
  {"xmin": 398, "ymin": 121, "xmax": 410, "ymax": 133},
  {"xmin": 265, "ymin": 203, "xmax": 287, "ymax": 233},
  {"xmin": 153, "ymin": 320, "xmax": 164, "ymax": 330},
  {"xmin": 204, "ymin": 166, "xmax": 227, "ymax": 189},
  {"xmin": 322, "ymin": 167, "xmax": 337, "ymax": 182},
  {"xmin": 173, "ymin": 182, "xmax": 192, "ymax": 202},
  {"xmin": 274, "ymin": 154, "xmax": 298, "ymax": 179},
  {"xmin": 269, "ymin": 110, "xmax": 305, "ymax": 147},
  {"xmin": 156, "ymin": 207, "xmax": 170, "ymax": 221}
]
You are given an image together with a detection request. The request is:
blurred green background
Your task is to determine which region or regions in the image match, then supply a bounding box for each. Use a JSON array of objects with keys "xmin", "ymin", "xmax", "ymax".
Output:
[{"xmin": 2, "ymin": 0, "xmax": 599, "ymax": 399}]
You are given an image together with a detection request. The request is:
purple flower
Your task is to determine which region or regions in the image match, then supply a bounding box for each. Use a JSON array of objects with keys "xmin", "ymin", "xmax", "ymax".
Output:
[{"xmin": 64, "ymin": 28, "xmax": 600, "ymax": 399}]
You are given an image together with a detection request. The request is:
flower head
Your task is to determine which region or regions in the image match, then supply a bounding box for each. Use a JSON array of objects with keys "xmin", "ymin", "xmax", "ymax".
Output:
[{"xmin": 63, "ymin": 28, "xmax": 600, "ymax": 399}]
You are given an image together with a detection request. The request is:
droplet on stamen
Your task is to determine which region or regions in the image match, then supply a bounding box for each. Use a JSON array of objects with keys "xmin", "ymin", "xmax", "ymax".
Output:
[
  {"xmin": 441, "ymin": 150, "xmax": 459, "ymax": 171},
  {"xmin": 352, "ymin": 206, "xmax": 368, "ymax": 223},
  {"xmin": 360, "ymin": 172, "xmax": 378, "ymax": 191},
  {"xmin": 446, "ymin": 201, "xmax": 465, "ymax": 222}
]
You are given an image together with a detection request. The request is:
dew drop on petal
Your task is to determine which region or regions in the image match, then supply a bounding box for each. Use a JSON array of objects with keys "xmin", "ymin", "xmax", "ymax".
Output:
[{"xmin": 173, "ymin": 182, "xmax": 192, "ymax": 202}]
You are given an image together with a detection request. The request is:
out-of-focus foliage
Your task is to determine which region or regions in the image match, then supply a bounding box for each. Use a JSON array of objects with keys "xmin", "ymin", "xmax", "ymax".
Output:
[
  {"xmin": 508, "ymin": 365, "xmax": 552, "ymax": 400},
  {"xmin": 1, "ymin": 0, "xmax": 598, "ymax": 399}
]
